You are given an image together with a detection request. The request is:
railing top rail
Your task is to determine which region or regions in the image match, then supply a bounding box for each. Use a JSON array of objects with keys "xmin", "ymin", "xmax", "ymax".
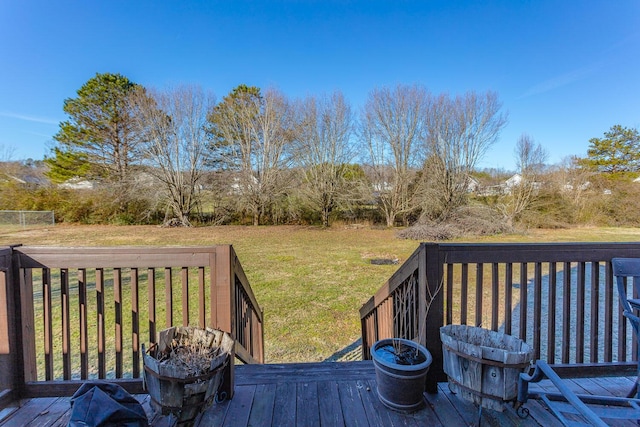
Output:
[
  {"xmin": 15, "ymin": 245, "xmax": 232, "ymax": 269},
  {"xmin": 431, "ymin": 241, "xmax": 640, "ymax": 263}
]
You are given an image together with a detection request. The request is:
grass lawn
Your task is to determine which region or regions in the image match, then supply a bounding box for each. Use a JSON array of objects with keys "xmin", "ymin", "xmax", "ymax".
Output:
[{"xmin": 1, "ymin": 224, "xmax": 639, "ymax": 364}]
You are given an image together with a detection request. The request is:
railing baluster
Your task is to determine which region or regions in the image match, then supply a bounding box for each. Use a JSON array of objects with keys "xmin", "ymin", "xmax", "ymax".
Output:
[
  {"xmin": 461, "ymin": 263, "xmax": 468, "ymax": 325},
  {"xmin": 446, "ymin": 263, "xmax": 453, "ymax": 325},
  {"xmin": 576, "ymin": 262, "xmax": 586, "ymax": 363},
  {"xmin": 43, "ymin": 268, "xmax": 53, "ymax": 381},
  {"xmin": 115, "ymin": 268, "xmax": 122, "ymax": 378},
  {"xmin": 182, "ymin": 267, "xmax": 189, "ymax": 327},
  {"xmin": 519, "ymin": 262, "xmax": 528, "ymax": 342},
  {"xmin": 198, "ymin": 267, "xmax": 205, "ymax": 329},
  {"xmin": 131, "ymin": 268, "xmax": 140, "ymax": 378},
  {"xmin": 148, "ymin": 268, "xmax": 156, "ymax": 345},
  {"xmin": 475, "ymin": 263, "xmax": 483, "ymax": 327},
  {"xmin": 604, "ymin": 262, "xmax": 613, "ymax": 362},
  {"xmin": 562, "ymin": 262, "xmax": 572, "ymax": 364},
  {"xmin": 491, "ymin": 263, "xmax": 499, "ymax": 331},
  {"xmin": 78, "ymin": 268, "xmax": 88, "ymax": 379},
  {"xmin": 547, "ymin": 262, "xmax": 557, "ymax": 363},
  {"xmin": 504, "ymin": 263, "xmax": 513, "ymax": 335},
  {"xmin": 618, "ymin": 276, "xmax": 628, "ymax": 361},
  {"xmin": 590, "ymin": 262, "xmax": 600, "ymax": 363},
  {"xmin": 533, "ymin": 262, "xmax": 542, "ymax": 360},
  {"xmin": 165, "ymin": 267, "xmax": 173, "ymax": 328},
  {"xmin": 96, "ymin": 268, "xmax": 105, "ymax": 379},
  {"xmin": 61, "ymin": 268, "xmax": 71, "ymax": 380}
]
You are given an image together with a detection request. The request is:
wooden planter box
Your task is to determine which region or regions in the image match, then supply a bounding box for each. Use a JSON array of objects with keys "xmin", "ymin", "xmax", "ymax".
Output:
[
  {"xmin": 143, "ymin": 326, "xmax": 234, "ymax": 425},
  {"xmin": 440, "ymin": 325, "xmax": 534, "ymax": 411}
]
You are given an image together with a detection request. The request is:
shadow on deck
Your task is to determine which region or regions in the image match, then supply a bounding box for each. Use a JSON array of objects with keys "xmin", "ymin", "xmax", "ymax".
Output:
[{"xmin": 2, "ymin": 360, "xmax": 636, "ymax": 427}]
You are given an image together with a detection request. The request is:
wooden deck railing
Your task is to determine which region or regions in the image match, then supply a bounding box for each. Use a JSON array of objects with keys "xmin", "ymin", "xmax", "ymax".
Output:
[
  {"xmin": 0, "ymin": 245, "xmax": 263, "ymax": 402},
  {"xmin": 360, "ymin": 242, "xmax": 640, "ymax": 392}
]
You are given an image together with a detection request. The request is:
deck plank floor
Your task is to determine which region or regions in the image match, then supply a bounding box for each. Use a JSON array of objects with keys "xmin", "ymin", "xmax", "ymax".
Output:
[{"xmin": 0, "ymin": 361, "xmax": 637, "ymax": 427}]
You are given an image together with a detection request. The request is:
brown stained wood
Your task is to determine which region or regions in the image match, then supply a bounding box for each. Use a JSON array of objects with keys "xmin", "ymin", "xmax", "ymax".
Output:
[
  {"xmin": 131, "ymin": 268, "xmax": 140, "ymax": 378},
  {"xmin": 533, "ymin": 262, "xmax": 542, "ymax": 361},
  {"xmin": 96, "ymin": 268, "xmax": 105, "ymax": 379},
  {"xmin": 295, "ymin": 382, "xmax": 319, "ymax": 427},
  {"xmin": 198, "ymin": 267, "xmax": 205, "ymax": 329},
  {"xmin": 164, "ymin": 267, "xmax": 172, "ymax": 329},
  {"xmin": 519, "ymin": 262, "xmax": 528, "ymax": 342},
  {"xmin": 576, "ymin": 261, "xmax": 586, "ymax": 363},
  {"xmin": 148, "ymin": 268, "xmax": 156, "ymax": 345},
  {"xmin": 78, "ymin": 269, "xmax": 88, "ymax": 379},
  {"xmin": 446, "ymin": 263, "xmax": 454, "ymax": 325},
  {"xmin": 475, "ymin": 263, "xmax": 483, "ymax": 327},
  {"xmin": 505, "ymin": 262, "xmax": 513, "ymax": 336},
  {"xmin": 20, "ymin": 268, "xmax": 37, "ymax": 383},
  {"xmin": 491, "ymin": 263, "xmax": 499, "ymax": 331},
  {"xmin": 562, "ymin": 262, "xmax": 572, "ymax": 364},
  {"xmin": 461, "ymin": 263, "xmax": 468, "ymax": 325},
  {"xmin": 590, "ymin": 262, "xmax": 600, "ymax": 363},
  {"xmin": 114, "ymin": 268, "xmax": 122, "ymax": 378},
  {"xmin": 60, "ymin": 269, "xmax": 70, "ymax": 380},
  {"xmin": 42, "ymin": 268, "xmax": 53, "ymax": 381},
  {"xmin": 605, "ymin": 263, "xmax": 614, "ymax": 362},
  {"xmin": 548, "ymin": 262, "xmax": 557, "ymax": 363},
  {"xmin": 214, "ymin": 246, "xmax": 232, "ymax": 334},
  {"xmin": 181, "ymin": 267, "xmax": 189, "ymax": 327}
]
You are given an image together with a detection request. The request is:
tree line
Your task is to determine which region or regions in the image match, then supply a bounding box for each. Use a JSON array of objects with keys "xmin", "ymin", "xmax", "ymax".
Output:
[{"xmin": 3, "ymin": 72, "xmax": 640, "ymax": 231}]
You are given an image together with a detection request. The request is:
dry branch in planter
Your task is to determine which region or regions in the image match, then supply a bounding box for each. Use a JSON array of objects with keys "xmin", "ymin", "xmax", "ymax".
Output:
[{"xmin": 143, "ymin": 326, "xmax": 234, "ymax": 426}]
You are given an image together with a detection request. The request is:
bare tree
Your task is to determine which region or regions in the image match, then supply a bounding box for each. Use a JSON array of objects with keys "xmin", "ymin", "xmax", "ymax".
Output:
[
  {"xmin": 294, "ymin": 91, "xmax": 362, "ymax": 227},
  {"xmin": 360, "ymin": 84, "xmax": 429, "ymax": 227},
  {"xmin": 495, "ymin": 134, "xmax": 548, "ymax": 226},
  {"xmin": 208, "ymin": 85, "xmax": 294, "ymax": 225},
  {"xmin": 132, "ymin": 85, "xmax": 213, "ymax": 227},
  {"xmin": 420, "ymin": 91, "xmax": 508, "ymax": 219}
]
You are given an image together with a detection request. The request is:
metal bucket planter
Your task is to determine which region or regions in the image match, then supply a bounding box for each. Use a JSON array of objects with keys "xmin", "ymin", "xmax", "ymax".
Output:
[
  {"xmin": 143, "ymin": 326, "xmax": 234, "ymax": 426},
  {"xmin": 440, "ymin": 325, "xmax": 534, "ymax": 411},
  {"xmin": 371, "ymin": 338, "xmax": 433, "ymax": 413}
]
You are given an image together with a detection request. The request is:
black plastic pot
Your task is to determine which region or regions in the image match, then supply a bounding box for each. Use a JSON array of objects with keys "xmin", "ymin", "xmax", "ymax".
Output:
[{"xmin": 371, "ymin": 338, "xmax": 433, "ymax": 413}]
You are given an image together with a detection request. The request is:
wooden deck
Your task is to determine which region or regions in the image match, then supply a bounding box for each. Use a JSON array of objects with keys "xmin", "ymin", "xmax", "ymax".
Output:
[{"xmin": 1, "ymin": 360, "xmax": 637, "ymax": 427}]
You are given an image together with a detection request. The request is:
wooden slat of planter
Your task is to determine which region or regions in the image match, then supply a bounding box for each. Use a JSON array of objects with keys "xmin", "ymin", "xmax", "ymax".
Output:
[
  {"xmin": 182, "ymin": 267, "xmax": 189, "ymax": 327},
  {"xmin": 131, "ymin": 268, "xmax": 140, "ymax": 378},
  {"xmin": 43, "ymin": 268, "xmax": 53, "ymax": 381},
  {"xmin": 115, "ymin": 268, "xmax": 123, "ymax": 378},
  {"xmin": 78, "ymin": 268, "xmax": 88, "ymax": 379},
  {"xmin": 60, "ymin": 268, "xmax": 71, "ymax": 380},
  {"xmin": 96, "ymin": 268, "xmax": 105, "ymax": 379}
]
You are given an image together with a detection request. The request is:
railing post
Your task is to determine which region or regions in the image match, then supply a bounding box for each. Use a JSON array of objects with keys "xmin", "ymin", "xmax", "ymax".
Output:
[
  {"xmin": 212, "ymin": 245, "xmax": 235, "ymax": 400},
  {"xmin": 0, "ymin": 247, "xmax": 18, "ymax": 404},
  {"xmin": 422, "ymin": 243, "xmax": 446, "ymax": 393}
]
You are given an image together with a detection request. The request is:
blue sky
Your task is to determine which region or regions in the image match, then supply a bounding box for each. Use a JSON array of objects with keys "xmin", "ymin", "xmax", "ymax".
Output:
[{"xmin": 1, "ymin": 1, "xmax": 638, "ymax": 170}]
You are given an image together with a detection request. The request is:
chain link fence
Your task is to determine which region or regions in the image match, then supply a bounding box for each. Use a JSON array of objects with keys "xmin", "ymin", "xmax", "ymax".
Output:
[{"xmin": 0, "ymin": 210, "xmax": 55, "ymax": 230}]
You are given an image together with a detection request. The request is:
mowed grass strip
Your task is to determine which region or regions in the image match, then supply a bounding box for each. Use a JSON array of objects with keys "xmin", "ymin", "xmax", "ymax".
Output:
[{"xmin": 2, "ymin": 224, "xmax": 640, "ymax": 365}]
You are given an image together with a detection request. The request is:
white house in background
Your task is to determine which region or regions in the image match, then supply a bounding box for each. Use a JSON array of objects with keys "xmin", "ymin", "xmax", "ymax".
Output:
[
  {"xmin": 466, "ymin": 177, "xmax": 480, "ymax": 193},
  {"xmin": 504, "ymin": 173, "xmax": 522, "ymax": 188},
  {"xmin": 59, "ymin": 177, "xmax": 95, "ymax": 190},
  {"xmin": 634, "ymin": 177, "xmax": 640, "ymax": 183}
]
